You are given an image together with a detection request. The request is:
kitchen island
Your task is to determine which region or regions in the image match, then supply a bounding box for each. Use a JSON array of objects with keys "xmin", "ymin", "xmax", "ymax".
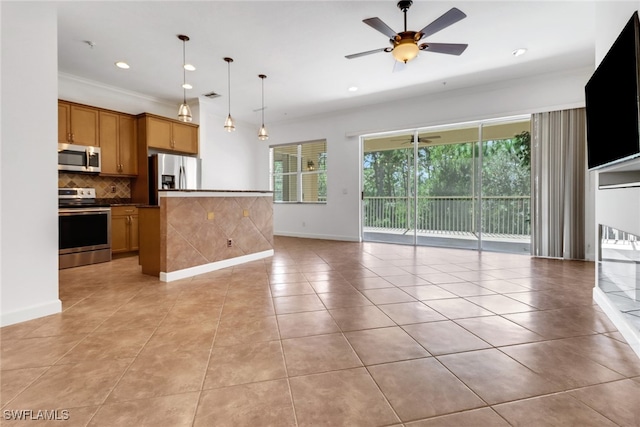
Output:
[{"xmin": 138, "ymin": 190, "xmax": 273, "ymax": 281}]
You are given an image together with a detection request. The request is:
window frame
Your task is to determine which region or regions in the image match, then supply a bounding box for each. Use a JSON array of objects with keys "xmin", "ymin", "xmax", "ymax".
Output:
[{"xmin": 270, "ymin": 140, "xmax": 327, "ymax": 204}]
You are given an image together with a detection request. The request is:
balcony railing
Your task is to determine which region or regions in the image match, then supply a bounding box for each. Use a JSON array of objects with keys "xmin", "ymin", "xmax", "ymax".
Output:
[{"xmin": 363, "ymin": 196, "xmax": 531, "ymax": 238}]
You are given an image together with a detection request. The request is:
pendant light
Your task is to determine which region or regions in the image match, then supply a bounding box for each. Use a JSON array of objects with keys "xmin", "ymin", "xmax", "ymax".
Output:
[
  {"xmin": 258, "ymin": 74, "xmax": 268, "ymax": 140},
  {"xmin": 177, "ymin": 34, "xmax": 192, "ymax": 123},
  {"xmin": 223, "ymin": 57, "xmax": 235, "ymax": 132}
]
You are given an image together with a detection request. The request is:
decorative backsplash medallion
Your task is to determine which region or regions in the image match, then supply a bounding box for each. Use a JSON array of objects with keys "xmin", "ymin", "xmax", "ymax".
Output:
[{"xmin": 58, "ymin": 172, "xmax": 131, "ymax": 199}]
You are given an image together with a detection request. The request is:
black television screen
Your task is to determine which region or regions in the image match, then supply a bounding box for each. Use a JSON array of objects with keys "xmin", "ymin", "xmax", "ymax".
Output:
[{"xmin": 585, "ymin": 11, "xmax": 640, "ymax": 170}]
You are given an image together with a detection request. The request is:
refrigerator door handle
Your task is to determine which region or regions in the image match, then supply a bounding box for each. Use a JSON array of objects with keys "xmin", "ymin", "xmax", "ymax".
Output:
[{"xmin": 179, "ymin": 165, "xmax": 185, "ymax": 189}]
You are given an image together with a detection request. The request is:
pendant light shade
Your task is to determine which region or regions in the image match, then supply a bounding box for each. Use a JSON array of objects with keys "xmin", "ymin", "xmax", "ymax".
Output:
[
  {"xmin": 223, "ymin": 57, "xmax": 235, "ymax": 132},
  {"xmin": 177, "ymin": 35, "xmax": 192, "ymax": 123},
  {"xmin": 258, "ymin": 74, "xmax": 268, "ymax": 141},
  {"xmin": 178, "ymin": 103, "xmax": 192, "ymax": 122}
]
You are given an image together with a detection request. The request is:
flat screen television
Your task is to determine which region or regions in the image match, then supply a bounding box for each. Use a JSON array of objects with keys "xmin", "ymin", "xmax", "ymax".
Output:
[{"xmin": 585, "ymin": 11, "xmax": 640, "ymax": 170}]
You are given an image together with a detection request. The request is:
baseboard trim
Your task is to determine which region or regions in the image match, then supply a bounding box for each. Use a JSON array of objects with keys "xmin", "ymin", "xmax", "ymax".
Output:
[
  {"xmin": 593, "ymin": 287, "xmax": 640, "ymax": 360},
  {"xmin": 274, "ymin": 231, "xmax": 361, "ymax": 242},
  {"xmin": 159, "ymin": 250, "xmax": 274, "ymax": 282},
  {"xmin": 1, "ymin": 299, "xmax": 62, "ymax": 327}
]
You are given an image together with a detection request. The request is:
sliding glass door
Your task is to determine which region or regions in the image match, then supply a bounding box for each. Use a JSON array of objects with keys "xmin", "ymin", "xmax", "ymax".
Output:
[
  {"xmin": 362, "ymin": 117, "xmax": 531, "ymax": 253},
  {"xmin": 362, "ymin": 133, "xmax": 415, "ymax": 245}
]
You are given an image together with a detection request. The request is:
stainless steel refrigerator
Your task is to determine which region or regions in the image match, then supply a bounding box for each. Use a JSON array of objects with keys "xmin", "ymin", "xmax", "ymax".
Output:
[{"xmin": 148, "ymin": 153, "xmax": 201, "ymax": 205}]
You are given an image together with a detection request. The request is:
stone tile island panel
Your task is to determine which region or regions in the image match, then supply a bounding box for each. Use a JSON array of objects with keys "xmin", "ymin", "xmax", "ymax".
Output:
[{"xmin": 160, "ymin": 195, "xmax": 273, "ymax": 273}]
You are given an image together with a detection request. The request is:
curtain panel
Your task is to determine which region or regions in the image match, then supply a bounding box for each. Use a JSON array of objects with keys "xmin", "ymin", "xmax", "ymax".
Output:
[{"xmin": 531, "ymin": 108, "xmax": 586, "ymax": 259}]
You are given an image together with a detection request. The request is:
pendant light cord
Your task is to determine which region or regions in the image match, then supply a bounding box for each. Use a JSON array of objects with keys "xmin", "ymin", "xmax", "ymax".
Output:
[
  {"xmin": 182, "ymin": 39, "xmax": 187, "ymax": 103},
  {"xmin": 261, "ymin": 76, "xmax": 265, "ymax": 125},
  {"xmin": 228, "ymin": 61, "xmax": 232, "ymax": 114}
]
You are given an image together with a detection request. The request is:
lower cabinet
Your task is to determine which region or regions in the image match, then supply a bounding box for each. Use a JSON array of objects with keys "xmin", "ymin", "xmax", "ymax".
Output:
[{"xmin": 111, "ymin": 206, "xmax": 139, "ymax": 254}]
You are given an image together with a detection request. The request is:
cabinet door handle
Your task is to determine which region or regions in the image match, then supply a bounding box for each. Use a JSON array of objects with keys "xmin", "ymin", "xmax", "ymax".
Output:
[
  {"xmin": 68, "ymin": 133, "xmax": 72, "ymax": 142},
  {"xmin": 71, "ymin": 133, "xmax": 74, "ymax": 142}
]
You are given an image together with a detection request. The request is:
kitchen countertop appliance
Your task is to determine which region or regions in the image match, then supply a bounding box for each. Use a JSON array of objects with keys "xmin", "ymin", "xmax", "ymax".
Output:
[
  {"xmin": 148, "ymin": 153, "xmax": 201, "ymax": 205},
  {"xmin": 58, "ymin": 143, "xmax": 101, "ymax": 173},
  {"xmin": 58, "ymin": 188, "xmax": 111, "ymax": 269}
]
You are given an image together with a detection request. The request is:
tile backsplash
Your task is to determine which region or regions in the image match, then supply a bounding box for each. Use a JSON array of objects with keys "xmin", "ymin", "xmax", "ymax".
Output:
[{"xmin": 58, "ymin": 172, "xmax": 131, "ymax": 199}]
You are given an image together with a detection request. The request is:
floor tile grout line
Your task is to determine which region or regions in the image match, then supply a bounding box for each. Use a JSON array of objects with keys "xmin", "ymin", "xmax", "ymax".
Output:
[
  {"xmin": 272, "ymin": 293, "xmax": 300, "ymax": 427},
  {"xmin": 1, "ymin": 278, "xmax": 158, "ymax": 412},
  {"xmin": 90, "ymin": 283, "xmax": 188, "ymax": 420},
  {"xmin": 3, "ymin": 238, "xmax": 633, "ymax": 425},
  {"xmin": 190, "ymin": 273, "xmax": 231, "ymax": 427},
  {"xmin": 562, "ymin": 381, "xmax": 634, "ymax": 427}
]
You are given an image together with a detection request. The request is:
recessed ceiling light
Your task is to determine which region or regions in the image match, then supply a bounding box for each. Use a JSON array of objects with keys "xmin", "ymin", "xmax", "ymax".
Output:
[
  {"xmin": 182, "ymin": 83, "xmax": 193, "ymax": 90},
  {"xmin": 115, "ymin": 61, "xmax": 130, "ymax": 69},
  {"xmin": 348, "ymin": 86, "xmax": 358, "ymax": 92},
  {"xmin": 512, "ymin": 48, "xmax": 527, "ymax": 57},
  {"xmin": 184, "ymin": 64, "xmax": 196, "ymax": 71}
]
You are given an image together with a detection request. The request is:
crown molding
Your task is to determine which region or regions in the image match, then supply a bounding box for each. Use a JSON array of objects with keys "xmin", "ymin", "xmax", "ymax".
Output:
[{"xmin": 58, "ymin": 72, "xmax": 177, "ymax": 107}]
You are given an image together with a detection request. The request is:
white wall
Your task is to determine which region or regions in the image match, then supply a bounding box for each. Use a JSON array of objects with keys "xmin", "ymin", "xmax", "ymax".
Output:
[
  {"xmin": 59, "ymin": 74, "xmax": 178, "ymax": 118},
  {"xmin": 268, "ymin": 67, "xmax": 593, "ymax": 243},
  {"xmin": 1, "ymin": 2, "xmax": 61, "ymax": 326},
  {"xmin": 198, "ymin": 97, "xmax": 265, "ymax": 190}
]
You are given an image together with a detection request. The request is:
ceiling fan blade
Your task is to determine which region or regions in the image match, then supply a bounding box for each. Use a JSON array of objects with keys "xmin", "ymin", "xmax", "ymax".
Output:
[
  {"xmin": 363, "ymin": 17, "xmax": 397, "ymax": 39},
  {"xmin": 418, "ymin": 7, "xmax": 467, "ymax": 40},
  {"xmin": 392, "ymin": 60, "xmax": 407, "ymax": 73},
  {"xmin": 345, "ymin": 47, "xmax": 387, "ymax": 59},
  {"xmin": 420, "ymin": 43, "xmax": 468, "ymax": 56}
]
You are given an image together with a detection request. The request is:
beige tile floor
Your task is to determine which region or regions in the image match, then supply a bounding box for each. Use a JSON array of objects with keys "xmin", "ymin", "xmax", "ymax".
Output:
[{"xmin": 2, "ymin": 236, "xmax": 640, "ymax": 426}]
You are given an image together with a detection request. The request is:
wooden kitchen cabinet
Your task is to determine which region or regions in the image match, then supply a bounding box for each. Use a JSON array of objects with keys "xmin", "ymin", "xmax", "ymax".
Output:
[
  {"xmin": 111, "ymin": 206, "xmax": 139, "ymax": 254},
  {"xmin": 58, "ymin": 101, "xmax": 99, "ymax": 146},
  {"xmin": 171, "ymin": 122, "xmax": 198, "ymax": 154},
  {"xmin": 99, "ymin": 111, "xmax": 138, "ymax": 176},
  {"xmin": 142, "ymin": 114, "xmax": 198, "ymax": 154}
]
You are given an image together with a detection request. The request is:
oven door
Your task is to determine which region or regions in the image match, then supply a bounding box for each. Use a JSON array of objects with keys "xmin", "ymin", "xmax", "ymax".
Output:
[
  {"xmin": 59, "ymin": 207, "xmax": 111, "ymax": 255},
  {"xmin": 58, "ymin": 143, "xmax": 101, "ymax": 173}
]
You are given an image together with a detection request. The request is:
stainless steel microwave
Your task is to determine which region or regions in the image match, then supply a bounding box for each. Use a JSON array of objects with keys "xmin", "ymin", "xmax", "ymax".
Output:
[{"xmin": 58, "ymin": 143, "xmax": 101, "ymax": 173}]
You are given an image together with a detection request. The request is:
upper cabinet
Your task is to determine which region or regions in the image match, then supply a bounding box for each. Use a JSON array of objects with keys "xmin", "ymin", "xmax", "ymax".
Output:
[
  {"xmin": 58, "ymin": 101, "xmax": 99, "ymax": 146},
  {"xmin": 99, "ymin": 111, "xmax": 138, "ymax": 176},
  {"xmin": 140, "ymin": 114, "xmax": 198, "ymax": 155},
  {"xmin": 131, "ymin": 113, "xmax": 199, "ymax": 203}
]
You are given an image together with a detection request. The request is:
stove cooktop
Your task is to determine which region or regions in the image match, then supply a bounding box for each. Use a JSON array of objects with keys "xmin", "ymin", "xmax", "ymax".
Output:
[{"xmin": 58, "ymin": 187, "xmax": 109, "ymax": 208}]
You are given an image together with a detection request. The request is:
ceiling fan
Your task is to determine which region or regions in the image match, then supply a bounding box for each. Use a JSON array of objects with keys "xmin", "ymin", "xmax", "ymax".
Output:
[
  {"xmin": 392, "ymin": 135, "xmax": 441, "ymax": 145},
  {"xmin": 346, "ymin": 0, "xmax": 468, "ymax": 64}
]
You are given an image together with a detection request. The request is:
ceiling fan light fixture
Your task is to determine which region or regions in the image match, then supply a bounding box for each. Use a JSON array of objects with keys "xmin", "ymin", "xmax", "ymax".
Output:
[{"xmin": 392, "ymin": 38, "xmax": 419, "ymax": 63}]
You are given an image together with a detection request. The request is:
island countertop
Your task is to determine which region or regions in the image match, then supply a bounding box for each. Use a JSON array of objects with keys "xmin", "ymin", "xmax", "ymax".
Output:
[{"xmin": 159, "ymin": 189, "xmax": 273, "ymax": 196}]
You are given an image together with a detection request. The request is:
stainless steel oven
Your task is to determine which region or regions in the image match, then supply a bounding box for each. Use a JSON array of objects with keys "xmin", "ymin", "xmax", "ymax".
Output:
[{"xmin": 58, "ymin": 188, "xmax": 111, "ymax": 269}]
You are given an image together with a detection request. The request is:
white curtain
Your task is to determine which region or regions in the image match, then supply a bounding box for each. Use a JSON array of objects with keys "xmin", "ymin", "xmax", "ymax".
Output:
[{"xmin": 531, "ymin": 108, "xmax": 586, "ymax": 259}]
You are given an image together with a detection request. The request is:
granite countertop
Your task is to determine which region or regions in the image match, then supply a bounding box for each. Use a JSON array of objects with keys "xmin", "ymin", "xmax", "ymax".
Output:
[
  {"xmin": 96, "ymin": 198, "xmax": 145, "ymax": 206},
  {"xmin": 158, "ymin": 189, "xmax": 273, "ymax": 193}
]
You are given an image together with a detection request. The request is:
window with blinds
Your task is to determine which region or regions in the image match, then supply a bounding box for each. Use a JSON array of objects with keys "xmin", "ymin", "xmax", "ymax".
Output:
[{"xmin": 270, "ymin": 140, "xmax": 327, "ymax": 203}]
